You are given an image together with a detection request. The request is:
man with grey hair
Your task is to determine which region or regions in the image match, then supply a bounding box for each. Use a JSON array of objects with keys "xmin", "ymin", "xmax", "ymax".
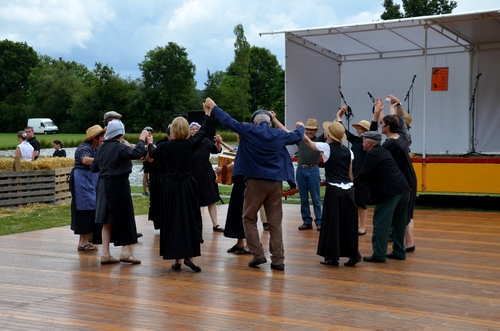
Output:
[
  {"xmin": 204, "ymin": 98, "xmax": 304, "ymax": 271},
  {"xmin": 354, "ymin": 131, "xmax": 410, "ymax": 263}
]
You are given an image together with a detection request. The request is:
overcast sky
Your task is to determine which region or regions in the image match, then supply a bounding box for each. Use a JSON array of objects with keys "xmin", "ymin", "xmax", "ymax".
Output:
[{"xmin": 1, "ymin": 0, "xmax": 498, "ymax": 89}]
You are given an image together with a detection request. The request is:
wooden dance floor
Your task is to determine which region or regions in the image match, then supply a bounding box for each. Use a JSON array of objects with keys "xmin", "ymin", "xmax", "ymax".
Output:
[{"xmin": 1, "ymin": 204, "xmax": 499, "ymax": 330}]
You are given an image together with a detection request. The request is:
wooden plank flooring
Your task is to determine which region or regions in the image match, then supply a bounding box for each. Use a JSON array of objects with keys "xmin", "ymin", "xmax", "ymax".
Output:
[{"xmin": 1, "ymin": 205, "xmax": 500, "ymax": 330}]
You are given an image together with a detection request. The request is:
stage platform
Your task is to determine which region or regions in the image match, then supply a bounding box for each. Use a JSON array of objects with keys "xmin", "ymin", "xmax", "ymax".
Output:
[
  {"xmin": 1, "ymin": 204, "xmax": 499, "ymax": 330},
  {"xmin": 411, "ymin": 155, "xmax": 500, "ymax": 194}
]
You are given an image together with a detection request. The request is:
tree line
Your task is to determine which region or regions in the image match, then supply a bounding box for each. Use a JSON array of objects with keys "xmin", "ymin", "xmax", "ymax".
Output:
[{"xmin": 0, "ymin": 24, "xmax": 284, "ymax": 134}]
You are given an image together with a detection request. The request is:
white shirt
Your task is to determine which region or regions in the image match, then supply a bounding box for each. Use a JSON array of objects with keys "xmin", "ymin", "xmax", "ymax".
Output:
[{"xmin": 18, "ymin": 141, "xmax": 34, "ymax": 161}]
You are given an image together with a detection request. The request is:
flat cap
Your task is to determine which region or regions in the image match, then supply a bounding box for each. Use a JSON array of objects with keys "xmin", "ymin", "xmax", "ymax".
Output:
[
  {"xmin": 361, "ymin": 131, "xmax": 382, "ymax": 142},
  {"xmin": 103, "ymin": 111, "xmax": 122, "ymax": 121}
]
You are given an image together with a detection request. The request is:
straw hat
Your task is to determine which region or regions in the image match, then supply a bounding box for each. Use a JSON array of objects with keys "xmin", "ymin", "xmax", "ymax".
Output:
[
  {"xmin": 322, "ymin": 121, "xmax": 346, "ymax": 143},
  {"xmin": 304, "ymin": 118, "xmax": 319, "ymax": 129},
  {"xmin": 84, "ymin": 125, "xmax": 106, "ymax": 142},
  {"xmin": 352, "ymin": 120, "xmax": 370, "ymax": 131},
  {"xmin": 404, "ymin": 112, "xmax": 412, "ymax": 128}
]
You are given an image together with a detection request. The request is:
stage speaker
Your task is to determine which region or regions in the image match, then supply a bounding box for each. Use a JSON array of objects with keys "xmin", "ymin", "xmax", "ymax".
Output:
[{"xmin": 188, "ymin": 110, "xmax": 216, "ymax": 139}]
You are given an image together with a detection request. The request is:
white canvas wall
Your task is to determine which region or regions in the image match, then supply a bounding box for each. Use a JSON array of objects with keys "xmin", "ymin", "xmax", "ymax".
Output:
[
  {"xmin": 475, "ymin": 49, "xmax": 500, "ymax": 154},
  {"xmin": 285, "ymin": 40, "xmax": 339, "ymax": 155},
  {"xmin": 286, "ymin": 38, "xmax": 477, "ymax": 155},
  {"xmin": 341, "ymin": 53, "xmax": 470, "ymax": 155}
]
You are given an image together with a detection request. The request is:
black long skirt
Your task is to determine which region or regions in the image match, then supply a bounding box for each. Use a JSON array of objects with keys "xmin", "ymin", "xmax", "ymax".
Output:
[
  {"xmin": 148, "ymin": 171, "xmax": 165, "ymax": 230},
  {"xmin": 223, "ymin": 175, "xmax": 246, "ymax": 239},
  {"xmin": 317, "ymin": 185, "xmax": 359, "ymax": 261},
  {"xmin": 93, "ymin": 176, "xmax": 138, "ymax": 246},
  {"xmin": 160, "ymin": 173, "xmax": 203, "ymax": 260}
]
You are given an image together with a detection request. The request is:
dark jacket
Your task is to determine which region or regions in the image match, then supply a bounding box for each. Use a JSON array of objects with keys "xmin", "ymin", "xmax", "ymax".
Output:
[{"xmin": 354, "ymin": 144, "xmax": 410, "ymax": 204}]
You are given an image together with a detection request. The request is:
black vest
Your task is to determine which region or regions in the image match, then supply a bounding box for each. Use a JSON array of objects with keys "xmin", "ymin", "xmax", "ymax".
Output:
[{"xmin": 324, "ymin": 142, "xmax": 351, "ymax": 184}]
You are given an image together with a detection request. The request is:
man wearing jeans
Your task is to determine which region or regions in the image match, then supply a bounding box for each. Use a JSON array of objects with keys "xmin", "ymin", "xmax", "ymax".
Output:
[
  {"xmin": 296, "ymin": 119, "xmax": 323, "ymax": 231},
  {"xmin": 205, "ymin": 98, "xmax": 304, "ymax": 270}
]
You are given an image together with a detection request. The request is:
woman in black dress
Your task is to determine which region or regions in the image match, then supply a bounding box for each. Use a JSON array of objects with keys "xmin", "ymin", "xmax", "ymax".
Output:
[
  {"xmin": 303, "ymin": 121, "xmax": 361, "ymax": 267},
  {"xmin": 146, "ymin": 126, "xmax": 170, "ymax": 230},
  {"xmin": 148, "ymin": 106, "xmax": 213, "ymax": 272},
  {"xmin": 214, "ymin": 136, "xmax": 251, "ymax": 254},
  {"xmin": 336, "ymin": 106, "xmax": 377, "ymax": 236},
  {"xmin": 52, "ymin": 139, "xmax": 66, "ymax": 157},
  {"xmin": 189, "ymin": 122, "xmax": 224, "ymax": 232},
  {"xmin": 91, "ymin": 120, "xmax": 150, "ymax": 265}
]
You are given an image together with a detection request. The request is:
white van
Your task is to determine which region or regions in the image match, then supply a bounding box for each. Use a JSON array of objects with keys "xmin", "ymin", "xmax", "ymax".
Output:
[{"xmin": 27, "ymin": 118, "xmax": 59, "ymax": 134}]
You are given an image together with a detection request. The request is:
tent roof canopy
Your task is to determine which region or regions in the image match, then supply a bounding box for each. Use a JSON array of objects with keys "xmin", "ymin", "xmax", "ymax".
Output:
[{"xmin": 261, "ymin": 9, "xmax": 500, "ymax": 61}]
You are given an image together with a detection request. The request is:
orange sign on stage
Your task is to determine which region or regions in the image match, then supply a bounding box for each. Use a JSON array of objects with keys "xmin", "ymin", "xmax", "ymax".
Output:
[{"xmin": 431, "ymin": 67, "xmax": 449, "ymax": 91}]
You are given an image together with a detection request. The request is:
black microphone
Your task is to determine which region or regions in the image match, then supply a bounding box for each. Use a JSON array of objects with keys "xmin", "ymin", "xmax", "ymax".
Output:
[
  {"xmin": 412, "ymin": 75, "xmax": 417, "ymax": 83},
  {"xmin": 367, "ymin": 92, "xmax": 375, "ymax": 103},
  {"xmin": 476, "ymin": 73, "xmax": 482, "ymax": 79}
]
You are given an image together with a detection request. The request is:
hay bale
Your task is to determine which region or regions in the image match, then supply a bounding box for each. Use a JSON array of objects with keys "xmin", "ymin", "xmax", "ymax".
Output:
[{"xmin": 0, "ymin": 157, "xmax": 75, "ymax": 172}]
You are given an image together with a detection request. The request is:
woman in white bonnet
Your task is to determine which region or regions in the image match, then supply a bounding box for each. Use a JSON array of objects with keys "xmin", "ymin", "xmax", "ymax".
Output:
[
  {"xmin": 13, "ymin": 131, "xmax": 34, "ymax": 161},
  {"xmin": 91, "ymin": 120, "xmax": 151, "ymax": 265}
]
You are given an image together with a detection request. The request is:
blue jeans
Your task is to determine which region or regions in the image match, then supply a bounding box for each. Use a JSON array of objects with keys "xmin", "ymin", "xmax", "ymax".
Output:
[{"xmin": 296, "ymin": 166, "xmax": 322, "ymax": 225}]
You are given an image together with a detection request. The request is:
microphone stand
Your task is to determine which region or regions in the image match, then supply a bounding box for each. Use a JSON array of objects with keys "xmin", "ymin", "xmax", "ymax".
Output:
[
  {"xmin": 463, "ymin": 74, "xmax": 486, "ymax": 157},
  {"xmin": 404, "ymin": 75, "xmax": 416, "ymax": 114},
  {"xmin": 339, "ymin": 90, "xmax": 353, "ymax": 128}
]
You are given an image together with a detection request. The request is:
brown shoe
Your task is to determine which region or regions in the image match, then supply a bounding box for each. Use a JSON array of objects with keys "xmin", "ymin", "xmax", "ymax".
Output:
[
  {"xmin": 100, "ymin": 255, "xmax": 120, "ymax": 265},
  {"xmin": 298, "ymin": 223, "xmax": 313, "ymax": 230},
  {"xmin": 119, "ymin": 254, "xmax": 141, "ymax": 264}
]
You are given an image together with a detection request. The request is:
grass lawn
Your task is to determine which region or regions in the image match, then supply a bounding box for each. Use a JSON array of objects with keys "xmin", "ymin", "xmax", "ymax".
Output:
[{"xmin": 0, "ymin": 133, "xmax": 87, "ymax": 150}]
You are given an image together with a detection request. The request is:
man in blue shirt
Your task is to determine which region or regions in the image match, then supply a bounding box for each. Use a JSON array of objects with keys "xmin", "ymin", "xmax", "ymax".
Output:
[{"xmin": 204, "ymin": 98, "xmax": 304, "ymax": 270}]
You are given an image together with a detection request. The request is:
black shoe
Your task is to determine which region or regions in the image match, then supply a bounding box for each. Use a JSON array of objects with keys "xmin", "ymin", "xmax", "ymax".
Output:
[
  {"xmin": 184, "ymin": 258, "xmax": 201, "ymax": 272},
  {"xmin": 248, "ymin": 257, "xmax": 267, "ymax": 268},
  {"xmin": 316, "ymin": 225, "xmax": 321, "ymax": 231},
  {"xmin": 235, "ymin": 248, "xmax": 252, "ymax": 255},
  {"xmin": 386, "ymin": 253, "xmax": 406, "ymax": 260},
  {"xmin": 137, "ymin": 232, "xmax": 143, "ymax": 238},
  {"xmin": 344, "ymin": 258, "xmax": 361, "ymax": 267},
  {"xmin": 363, "ymin": 255, "xmax": 385, "ymax": 263},
  {"xmin": 213, "ymin": 225, "xmax": 224, "ymax": 232},
  {"xmin": 406, "ymin": 245, "xmax": 416, "ymax": 252},
  {"xmin": 171, "ymin": 263, "xmax": 181, "ymax": 270},
  {"xmin": 298, "ymin": 223, "xmax": 313, "ymax": 230},
  {"xmin": 270, "ymin": 264, "xmax": 285, "ymax": 270},
  {"xmin": 263, "ymin": 223, "xmax": 269, "ymax": 231},
  {"xmin": 320, "ymin": 260, "xmax": 339, "ymax": 266},
  {"xmin": 227, "ymin": 244, "xmax": 240, "ymax": 253}
]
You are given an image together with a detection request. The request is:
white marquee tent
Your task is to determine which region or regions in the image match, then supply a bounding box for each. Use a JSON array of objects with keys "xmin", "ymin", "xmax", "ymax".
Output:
[{"xmin": 261, "ymin": 9, "xmax": 500, "ymax": 156}]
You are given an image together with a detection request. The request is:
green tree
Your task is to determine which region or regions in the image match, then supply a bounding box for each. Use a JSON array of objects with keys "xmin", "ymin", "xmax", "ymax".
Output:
[
  {"xmin": 203, "ymin": 69, "xmax": 240, "ymax": 121},
  {"xmin": 229, "ymin": 24, "xmax": 251, "ymax": 121},
  {"xmin": 381, "ymin": 0, "xmax": 457, "ymax": 19},
  {"xmin": 0, "ymin": 40, "xmax": 39, "ymax": 132},
  {"xmin": 139, "ymin": 42, "xmax": 198, "ymax": 129},
  {"xmin": 26, "ymin": 57, "xmax": 88, "ymax": 132},
  {"xmin": 0, "ymin": 40, "xmax": 39, "ymax": 101},
  {"xmin": 248, "ymin": 46, "xmax": 284, "ymax": 114}
]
